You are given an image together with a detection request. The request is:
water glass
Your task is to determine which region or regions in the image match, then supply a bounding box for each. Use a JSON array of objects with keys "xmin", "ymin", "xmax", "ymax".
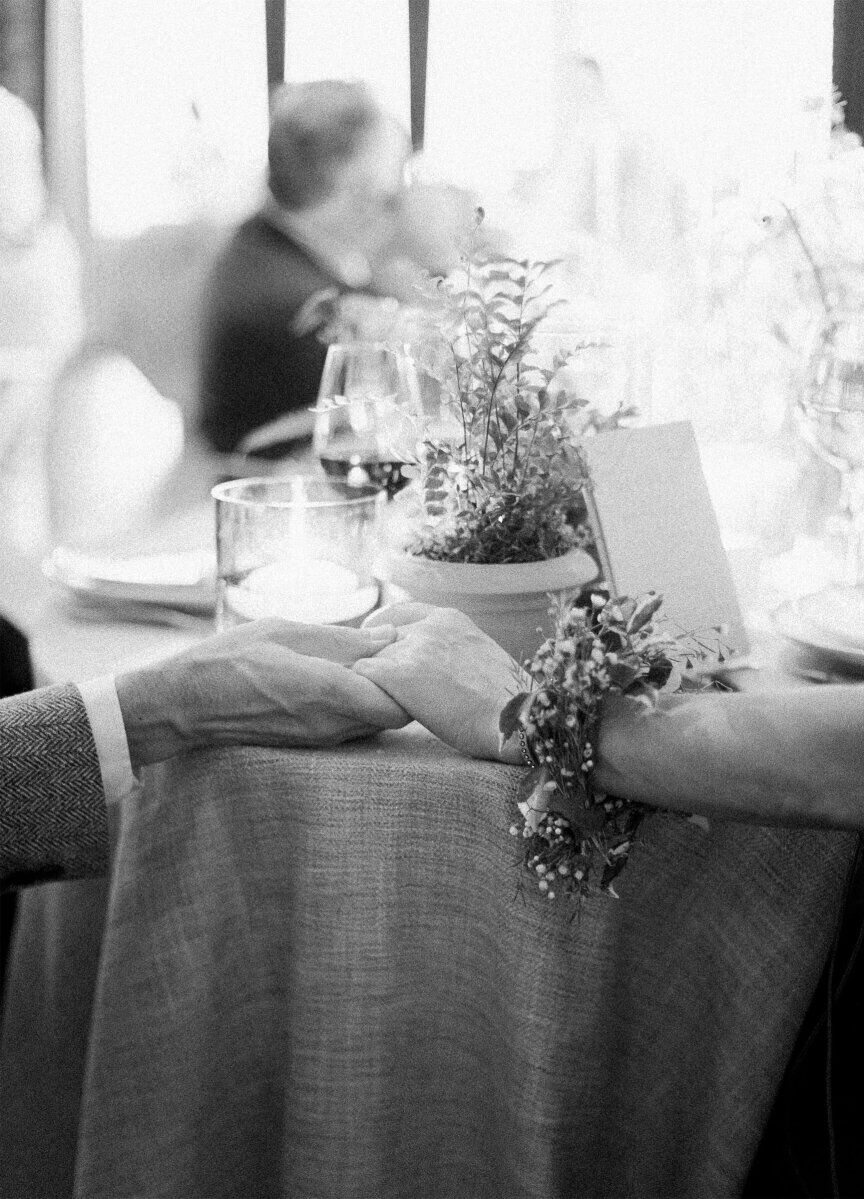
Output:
[
  {"xmin": 213, "ymin": 476, "xmax": 381, "ymax": 629},
  {"xmin": 798, "ymin": 314, "xmax": 864, "ymax": 584}
]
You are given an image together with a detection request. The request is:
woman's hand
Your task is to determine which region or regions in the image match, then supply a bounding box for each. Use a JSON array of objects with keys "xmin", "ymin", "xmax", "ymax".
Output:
[
  {"xmin": 115, "ymin": 619, "xmax": 410, "ymax": 769},
  {"xmin": 354, "ymin": 603, "xmax": 526, "ymax": 763}
]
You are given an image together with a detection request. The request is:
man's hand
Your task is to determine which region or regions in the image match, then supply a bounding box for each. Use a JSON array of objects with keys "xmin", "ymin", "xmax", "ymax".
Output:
[
  {"xmin": 115, "ymin": 620, "xmax": 409, "ymax": 769},
  {"xmin": 353, "ymin": 604, "xmax": 526, "ymax": 764}
]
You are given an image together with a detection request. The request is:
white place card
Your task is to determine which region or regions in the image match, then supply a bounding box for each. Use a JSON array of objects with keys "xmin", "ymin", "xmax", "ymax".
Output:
[{"xmin": 581, "ymin": 421, "xmax": 748, "ymax": 657}]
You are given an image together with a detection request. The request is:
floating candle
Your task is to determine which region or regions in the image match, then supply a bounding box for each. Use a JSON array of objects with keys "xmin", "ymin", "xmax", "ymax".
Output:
[{"xmin": 221, "ymin": 558, "xmax": 378, "ymax": 626}]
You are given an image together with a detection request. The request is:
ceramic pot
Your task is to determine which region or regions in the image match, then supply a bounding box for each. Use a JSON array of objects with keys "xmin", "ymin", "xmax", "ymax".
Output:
[{"xmin": 387, "ymin": 547, "xmax": 599, "ymax": 664}]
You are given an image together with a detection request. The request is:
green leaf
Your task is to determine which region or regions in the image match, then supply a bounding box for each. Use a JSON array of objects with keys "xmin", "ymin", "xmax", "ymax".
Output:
[
  {"xmin": 606, "ymin": 661, "xmax": 641, "ymax": 689},
  {"xmin": 485, "ymin": 267, "xmax": 520, "ymax": 283},
  {"xmin": 627, "ymin": 593, "xmax": 664, "ymax": 633},
  {"xmin": 526, "ymin": 257, "xmax": 563, "ymax": 276},
  {"xmin": 499, "ymin": 691, "xmax": 530, "ymax": 739},
  {"xmin": 643, "ymin": 658, "xmax": 673, "ymax": 688},
  {"xmin": 570, "ymin": 804, "xmax": 608, "ymax": 833},
  {"xmin": 517, "ymin": 765, "xmax": 548, "ymax": 803}
]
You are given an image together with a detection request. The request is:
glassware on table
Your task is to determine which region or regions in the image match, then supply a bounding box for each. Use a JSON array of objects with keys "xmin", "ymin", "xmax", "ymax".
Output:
[
  {"xmin": 312, "ymin": 342, "xmax": 422, "ymax": 500},
  {"xmin": 796, "ymin": 314, "xmax": 864, "ymax": 585},
  {"xmin": 212, "ymin": 476, "xmax": 381, "ymax": 630}
]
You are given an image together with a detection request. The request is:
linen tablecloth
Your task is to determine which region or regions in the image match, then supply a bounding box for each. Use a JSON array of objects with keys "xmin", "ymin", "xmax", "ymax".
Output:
[{"xmin": 0, "ymin": 724, "xmax": 856, "ymax": 1199}]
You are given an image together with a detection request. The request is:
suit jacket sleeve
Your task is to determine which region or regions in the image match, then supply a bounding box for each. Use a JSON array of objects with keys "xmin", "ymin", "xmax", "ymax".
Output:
[{"xmin": 0, "ymin": 683, "xmax": 108, "ymax": 888}]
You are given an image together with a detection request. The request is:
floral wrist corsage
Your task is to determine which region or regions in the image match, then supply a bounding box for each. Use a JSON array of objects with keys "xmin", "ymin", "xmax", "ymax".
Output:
[{"xmin": 499, "ymin": 591, "xmax": 718, "ymax": 906}]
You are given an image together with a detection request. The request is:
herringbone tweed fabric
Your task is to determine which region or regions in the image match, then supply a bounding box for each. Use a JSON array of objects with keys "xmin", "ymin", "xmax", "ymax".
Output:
[{"xmin": 0, "ymin": 684, "xmax": 107, "ymax": 888}]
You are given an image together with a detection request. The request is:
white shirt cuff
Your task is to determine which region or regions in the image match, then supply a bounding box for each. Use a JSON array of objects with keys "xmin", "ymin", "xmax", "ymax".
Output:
[{"xmin": 77, "ymin": 675, "xmax": 139, "ymax": 803}]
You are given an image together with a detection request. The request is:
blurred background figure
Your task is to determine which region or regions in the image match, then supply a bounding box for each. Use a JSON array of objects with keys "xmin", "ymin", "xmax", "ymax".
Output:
[{"xmin": 196, "ymin": 79, "xmax": 471, "ymax": 460}]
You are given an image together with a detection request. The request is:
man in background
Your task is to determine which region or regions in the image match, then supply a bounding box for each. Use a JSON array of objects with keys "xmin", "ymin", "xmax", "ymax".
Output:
[
  {"xmin": 196, "ymin": 80, "xmax": 413, "ymax": 457},
  {"xmin": 197, "ymin": 79, "xmax": 477, "ymax": 460}
]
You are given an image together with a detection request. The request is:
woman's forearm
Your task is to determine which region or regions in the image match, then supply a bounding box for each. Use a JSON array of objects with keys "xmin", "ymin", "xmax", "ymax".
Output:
[{"xmin": 594, "ymin": 685, "xmax": 864, "ymax": 828}]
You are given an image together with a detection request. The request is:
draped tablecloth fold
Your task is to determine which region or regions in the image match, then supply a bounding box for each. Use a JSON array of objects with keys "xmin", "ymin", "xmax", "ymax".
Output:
[{"xmin": 0, "ymin": 724, "xmax": 855, "ymax": 1199}]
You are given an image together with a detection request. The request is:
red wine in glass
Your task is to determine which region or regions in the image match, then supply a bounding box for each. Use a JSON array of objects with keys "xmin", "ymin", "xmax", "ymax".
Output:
[
  {"xmin": 314, "ymin": 343, "xmax": 423, "ymax": 502},
  {"xmin": 319, "ymin": 454, "xmax": 412, "ymax": 500}
]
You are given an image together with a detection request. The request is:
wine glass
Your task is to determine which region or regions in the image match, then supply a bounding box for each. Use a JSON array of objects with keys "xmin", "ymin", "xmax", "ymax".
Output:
[
  {"xmin": 312, "ymin": 342, "xmax": 422, "ymax": 501},
  {"xmin": 797, "ymin": 313, "xmax": 864, "ymax": 584}
]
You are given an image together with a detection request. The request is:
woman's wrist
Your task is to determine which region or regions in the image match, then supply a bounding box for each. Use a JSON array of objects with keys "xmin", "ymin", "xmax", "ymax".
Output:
[{"xmin": 591, "ymin": 693, "xmax": 634, "ymax": 796}]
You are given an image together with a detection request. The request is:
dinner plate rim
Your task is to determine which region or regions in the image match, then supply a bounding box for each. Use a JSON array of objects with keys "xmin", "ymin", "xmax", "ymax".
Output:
[
  {"xmin": 42, "ymin": 546, "xmax": 217, "ymax": 616},
  {"xmin": 772, "ymin": 593, "xmax": 864, "ymax": 668}
]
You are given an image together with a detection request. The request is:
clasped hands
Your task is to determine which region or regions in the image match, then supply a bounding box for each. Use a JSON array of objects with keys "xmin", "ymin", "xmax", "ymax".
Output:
[
  {"xmin": 115, "ymin": 604, "xmax": 525, "ymax": 772},
  {"xmin": 355, "ymin": 603, "xmax": 526, "ymax": 764}
]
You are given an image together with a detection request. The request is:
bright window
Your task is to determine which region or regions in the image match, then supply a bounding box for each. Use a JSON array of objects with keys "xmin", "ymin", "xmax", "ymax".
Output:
[
  {"xmin": 81, "ymin": 0, "xmax": 268, "ymax": 236},
  {"xmin": 424, "ymin": 0, "xmax": 834, "ymax": 208},
  {"xmin": 75, "ymin": 0, "xmax": 834, "ymax": 239},
  {"xmin": 282, "ymin": 0, "xmax": 410, "ymax": 132}
]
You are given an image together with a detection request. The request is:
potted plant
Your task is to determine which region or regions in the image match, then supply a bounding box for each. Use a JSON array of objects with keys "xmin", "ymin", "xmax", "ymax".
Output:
[{"xmin": 389, "ymin": 247, "xmax": 631, "ymax": 663}]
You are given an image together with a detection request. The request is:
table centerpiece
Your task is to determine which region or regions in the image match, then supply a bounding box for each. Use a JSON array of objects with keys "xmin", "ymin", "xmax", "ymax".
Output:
[{"xmin": 389, "ymin": 239, "xmax": 634, "ymax": 663}]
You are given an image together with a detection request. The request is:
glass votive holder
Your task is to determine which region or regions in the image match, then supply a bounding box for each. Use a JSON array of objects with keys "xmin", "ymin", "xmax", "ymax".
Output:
[{"xmin": 212, "ymin": 476, "xmax": 382, "ymax": 629}]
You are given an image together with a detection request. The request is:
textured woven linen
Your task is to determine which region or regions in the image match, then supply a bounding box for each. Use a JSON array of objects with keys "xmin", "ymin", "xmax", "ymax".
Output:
[{"xmin": 1, "ymin": 725, "xmax": 856, "ymax": 1199}]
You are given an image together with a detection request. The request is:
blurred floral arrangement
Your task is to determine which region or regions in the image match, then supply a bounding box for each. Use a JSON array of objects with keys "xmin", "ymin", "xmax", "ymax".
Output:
[
  {"xmin": 401, "ymin": 228, "xmax": 635, "ymax": 565},
  {"xmin": 499, "ymin": 591, "xmax": 718, "ymax": 906},
  {"xmin": 712, "ymin": 95, "xmax": 864, "ymax": 360}
]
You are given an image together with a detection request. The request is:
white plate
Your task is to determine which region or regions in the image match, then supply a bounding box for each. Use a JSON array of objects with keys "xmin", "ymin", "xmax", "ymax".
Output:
[
  {"xmin": 772, "ymin": 590, "xmax": 864, "ymax": 673},
  {"xmin": 796, "ymin": 586, "xmax": 864, "ymax": 651},
  {"xmin": 43, "ymin": 546, "xmax": 216, "ymax": 617}
]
